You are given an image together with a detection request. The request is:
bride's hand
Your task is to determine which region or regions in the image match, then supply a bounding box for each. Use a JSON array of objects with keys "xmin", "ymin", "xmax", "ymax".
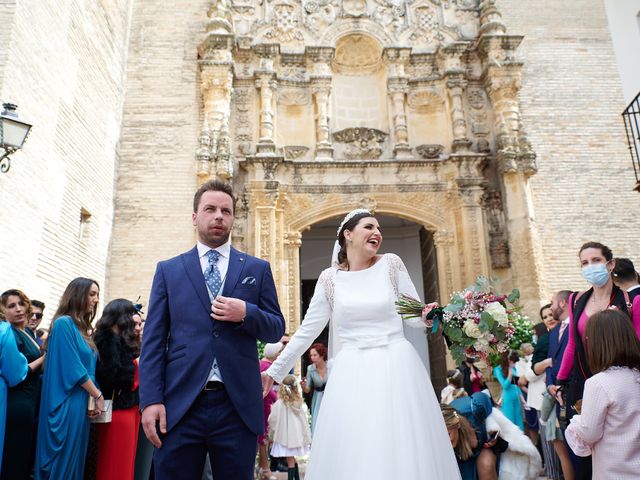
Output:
[
  {"xmin": 421, "ymin": 302, "xmax": 440, "ymax": 326},
  {"xmin": 261, "ymin": 372, "xmax": 275, "ymax": 398}
]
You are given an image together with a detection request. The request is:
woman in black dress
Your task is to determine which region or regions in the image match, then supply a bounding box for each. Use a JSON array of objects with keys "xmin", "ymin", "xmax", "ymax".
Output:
[{"xmin": 0, "ymin": 289, "xmax": 45, "ymax": 479}]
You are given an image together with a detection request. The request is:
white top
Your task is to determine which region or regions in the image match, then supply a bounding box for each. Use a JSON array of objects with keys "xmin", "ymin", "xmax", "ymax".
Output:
[
  {"xmin": 267, "ymin": 253, "xmax": 423, "ymax": 383},
  {"xmin": 566, "ymin": 367, "xmax": 640, "ymax": 478},
  {"xmin": 196, "ymin": 239, "xmax": 231, "ymax": 382},
  {"xmin": 522, "ymin": 353, "xmax": 546, "ymax": 411}
]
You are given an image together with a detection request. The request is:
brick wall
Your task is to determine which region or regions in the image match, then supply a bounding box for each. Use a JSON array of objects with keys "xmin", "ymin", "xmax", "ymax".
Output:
[
  {"xmin": 0, "ymin": 0, "xmax": 132, "ymax": 324},
  {"xmin": 498, "ymin": 0, "xmax": 638, "ymax": 301},
  {"xmin": 105, "ymin": 1, "xmax": 210, "ymax": 302}
]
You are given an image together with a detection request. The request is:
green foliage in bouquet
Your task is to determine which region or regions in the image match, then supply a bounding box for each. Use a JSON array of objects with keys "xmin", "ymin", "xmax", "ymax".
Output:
[
  {"xmin": 441, "ymin": 276, "xmax": 521, "ymax": 365},
  {"xmin": 394, "ymin": 276, "xmax": 525, "ymax": 365},
  {"xmin": 508, "ymin": 314, "xmax": 534, "ymax": 351}
]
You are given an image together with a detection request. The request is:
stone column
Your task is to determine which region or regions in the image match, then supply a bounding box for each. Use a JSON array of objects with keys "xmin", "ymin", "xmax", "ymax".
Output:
[
  {"xmin": 284, "ymin": 231, "xmax": 302, "ymax": 334},
  {"xmin": 195, "ymin": 121, "xmax": 212, "ymax": 184},
  {"xmin": 311, "ymin": 79, "xmax": 333, "ymax": 160},
  {"xmin": 455, "ymin": 155, "xmax": 490, "ymax": 283},
  {"xmin": 385, "ymin": 48, "xmax": 412, "ymax": 159},
  {"xmin": 433, "ymin": 229, "xmax": 457, "ymax": 301},
  {"xmin": 308, "ymin": 47, "xmax": 334, "ymax": 161},
  {"xmin": 248, "ymin": 180, "xmax": 280, "ymax": 264},
  {"xmin": 198, "ymin": 30, "xmax": 234, "ymax": 180},
  {"xmin": 255, "ymin": 44, "xmax": 279, "ymax": 156},
  {"xmin": 447, "ymin": 76, "xmax": 472, "ymax": 153}
]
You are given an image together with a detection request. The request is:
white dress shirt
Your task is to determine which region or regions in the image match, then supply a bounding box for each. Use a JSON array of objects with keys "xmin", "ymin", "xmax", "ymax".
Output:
[{"xmin": 197, "ymin": 240, "xmax": 231, "ymax": 382}]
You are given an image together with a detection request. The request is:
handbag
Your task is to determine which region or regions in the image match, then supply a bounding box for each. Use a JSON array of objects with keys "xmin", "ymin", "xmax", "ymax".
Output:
[{"xmin": 90, "ymin": 390, "xmax": 115, "ymax": 424}]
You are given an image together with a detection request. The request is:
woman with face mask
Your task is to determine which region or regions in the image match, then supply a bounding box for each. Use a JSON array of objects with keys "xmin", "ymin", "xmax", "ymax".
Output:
[{"xmin": 556, "ymin": 242, "xmax": 640, "ymax": 479}]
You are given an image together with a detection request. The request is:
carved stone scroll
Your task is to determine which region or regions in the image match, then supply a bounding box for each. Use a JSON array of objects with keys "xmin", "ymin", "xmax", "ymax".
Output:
[{"xmin": 332, "ymin": 127, "xmax": 388, "ymax": 159}]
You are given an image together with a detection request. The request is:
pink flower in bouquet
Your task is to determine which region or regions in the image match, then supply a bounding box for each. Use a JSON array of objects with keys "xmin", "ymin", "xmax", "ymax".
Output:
[
  {"xmin": 464, "ymin": 290, "xmax": 474, "ymax": 300},
  {"xmin": 421, "ymin": 302, "xmax": 440, "ymax": 328}
]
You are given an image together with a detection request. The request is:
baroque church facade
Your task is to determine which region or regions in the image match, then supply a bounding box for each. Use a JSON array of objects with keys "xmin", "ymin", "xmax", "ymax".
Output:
[{"xmin": 189, "ymin": 0, "xmax": 541, "ymax": 335}]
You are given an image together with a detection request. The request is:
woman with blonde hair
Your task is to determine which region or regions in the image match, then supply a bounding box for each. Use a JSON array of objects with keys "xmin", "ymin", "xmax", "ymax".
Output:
[
  {"xmin": 35, "ymin": 277, "xmax": 103, "ymax": 480},
  {"xmin": 441, "ymin": 404, "xmax": 479, "ymax": 479},
  {"xmin": 268, "ymin": 375, "xmax": 311, "ymax": 480}
]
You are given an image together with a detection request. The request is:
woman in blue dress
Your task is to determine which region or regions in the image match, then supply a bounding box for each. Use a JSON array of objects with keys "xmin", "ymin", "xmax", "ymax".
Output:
[
  {"xmin": 1, "ymin": 289, "xmax": 45, "ymax": 479},
  {"xmin": 493, "ymin": 352, "xmax": 524, "ymax": 431},
  {"xmin": 301, "ymin": 343, "xmax": 330, "ymax": 434},
  {"xmin": 0, "ymin": 319, "xmax": 28, "ymax": 475},
  {"xmin": 35, "ymin": 277, "xmax": 104, "ymax": 480}
]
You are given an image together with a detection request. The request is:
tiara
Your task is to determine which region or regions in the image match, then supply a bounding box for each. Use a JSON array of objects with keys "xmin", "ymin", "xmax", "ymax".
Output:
[{"xmin": 336, "ymin": 208, "xmax": 371, "ymax": 237}]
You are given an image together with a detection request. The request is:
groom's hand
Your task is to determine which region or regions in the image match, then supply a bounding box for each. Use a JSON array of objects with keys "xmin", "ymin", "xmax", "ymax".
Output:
[
  {"xmin": 142, "ymin": 403, "xmax": 167, "ymax": 448},
  {"xmin": 211, "ymin": 296, "xmax": 246, "ymax": 322}
]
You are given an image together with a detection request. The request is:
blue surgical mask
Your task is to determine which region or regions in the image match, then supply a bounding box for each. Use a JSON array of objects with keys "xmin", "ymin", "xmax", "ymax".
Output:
[{"xmin": 581, "ymin": 263, "xmax": 610, "ymax": 287}]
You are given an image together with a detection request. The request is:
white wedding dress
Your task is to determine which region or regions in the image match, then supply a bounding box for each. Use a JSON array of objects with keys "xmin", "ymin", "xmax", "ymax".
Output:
[{"xmin": 267, "ymin": 253, "xmax": 461, "ymax": 479}]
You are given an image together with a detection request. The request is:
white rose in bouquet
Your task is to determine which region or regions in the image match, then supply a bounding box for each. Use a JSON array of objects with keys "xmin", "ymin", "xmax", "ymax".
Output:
[
  {"xmin": 463, "ymin": 320, "xmax": 482, "ymax": 338},
  {"xmin": 484, "ymin": 301, "xmax": 509, "ymax": 326}
]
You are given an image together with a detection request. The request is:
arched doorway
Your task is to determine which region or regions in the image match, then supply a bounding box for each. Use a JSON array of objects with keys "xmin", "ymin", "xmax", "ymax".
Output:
[{"xmin": 298, "ymin": 214, "xmax": 446, "ymax": 391}]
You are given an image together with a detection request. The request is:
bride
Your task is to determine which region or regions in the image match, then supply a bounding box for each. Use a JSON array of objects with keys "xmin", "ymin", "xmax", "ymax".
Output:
[{"xmin": 262, "ymin": 209, "xmax": 461, "ymax": 479}]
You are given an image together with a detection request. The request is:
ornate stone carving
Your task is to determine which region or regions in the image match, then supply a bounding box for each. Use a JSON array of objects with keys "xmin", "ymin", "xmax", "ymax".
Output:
[
  {"xmin": 263, "ymin": 3, "xmax": 304, "ymax": 45},
  {"xmin": 407, "ymin": 89, "xmax": 444, "ymax": 113},
  {"xmin": 409, "ymin": 4, "xmax": 441, "ymax": 48},
  {"xmin": 303, "ymin": 0, "xmax": 339, "ymax": 34},
  {"xmin": 205, "ymin": 0, "xmax": 233, "ymax": 35},
  {"xmin": 416, "ymin": 144, "xmax": 445, "ymax": 159},
  {"xmin": 482, "ymin": 188, "xmax": 510, "ymax": 268},
  {"xmin": 373, "ymin": 0, "xmax": 406, "ymax": 33},
  {"xmin": 342, "ymin": 0, "xmax": 369, "ymax": 18},
  {"xmin": 479, "ymin": 0, "xmax": 506, "ymax": 35},
  {"xmin": 232, "ymin": 81, "xmax": 253, "ymax": 156},
  {"xmin": 196, "ymin": 121, "xmax": 213, "ymax": 181},
  {"xmin": 278, "ymin": 88, "xmax": 310, "ymax": 106},
  {"xmin": 284, "ymin": 145, "xmax": 310, "ymax": 159},
  {"xmin": 332, "ymin": 128, "xmax": 388, "ymax": 159},
  {"xmin": 333, "ymin": 34, "xmax": 382, "ymax": 75},
  {"xmin": 407, "ymin": 53, "xmax": 437, "ymax": 79}
]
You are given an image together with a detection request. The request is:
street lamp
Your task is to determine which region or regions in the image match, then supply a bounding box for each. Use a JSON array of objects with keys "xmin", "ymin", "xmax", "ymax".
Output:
[{"xmin": 0, "ymin": 103, "xmax": 32, "ymax": 173}]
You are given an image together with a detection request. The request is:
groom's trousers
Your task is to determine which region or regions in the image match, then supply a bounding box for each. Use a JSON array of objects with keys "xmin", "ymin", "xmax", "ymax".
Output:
[{"xmin": 153, "ymin": 387, "xmax": 258, "ymax": 480}]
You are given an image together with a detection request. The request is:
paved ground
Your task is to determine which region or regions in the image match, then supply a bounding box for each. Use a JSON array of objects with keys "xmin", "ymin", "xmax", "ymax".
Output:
[{"xmin": 259, "ymin": 461, "xmax": 551, "ymax": 479}]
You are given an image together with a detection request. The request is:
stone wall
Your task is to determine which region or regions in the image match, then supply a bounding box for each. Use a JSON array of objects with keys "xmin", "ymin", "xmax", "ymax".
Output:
[
  {"xmin": 498, "ymin": 0, "xmax": 639, "ymax": 300},
  {"xmin": 0, "ymin": 0, "xmax": 132, "ymax": 323},
  {"xmin": 105, "ymin": 1, "xmax": 211, "ymax": 301}
]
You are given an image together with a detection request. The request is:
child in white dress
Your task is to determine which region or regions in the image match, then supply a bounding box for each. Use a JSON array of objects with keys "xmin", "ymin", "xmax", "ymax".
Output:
[{"xmin": 268, "ymin": 375, "xmax": 311, "ymax": 480}]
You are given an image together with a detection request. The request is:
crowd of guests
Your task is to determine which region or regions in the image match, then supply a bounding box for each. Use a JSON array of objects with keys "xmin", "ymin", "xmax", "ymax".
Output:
[
  {"xmin": 439, "ymin": 242, "xmax": 640, "ymax": 480},
  {"xmin": 0, "ymin": 279, "xmax": 150, "ymax": 480},
  {"xmin": 2, "ymin": 240, "xmax": 640, "ymax": 480},
  {"xmin": 0, "ymin": 279, "xmax": 327, "ymax": 480}
]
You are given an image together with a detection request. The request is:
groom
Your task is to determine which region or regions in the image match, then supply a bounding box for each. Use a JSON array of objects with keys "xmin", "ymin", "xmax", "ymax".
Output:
[{"xmin": 139, "ymin": 180, "xmax": 286, "ymax": 480}]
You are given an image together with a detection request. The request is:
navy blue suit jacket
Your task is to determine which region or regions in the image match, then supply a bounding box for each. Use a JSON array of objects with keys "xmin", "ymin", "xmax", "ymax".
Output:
[
  {"xmin": 139, "ymin": 246, "xmax": 285, "ymax": 435},
  {"xmin": 546, "ymin": 323, "xmax": 569, "ymax": 386}
]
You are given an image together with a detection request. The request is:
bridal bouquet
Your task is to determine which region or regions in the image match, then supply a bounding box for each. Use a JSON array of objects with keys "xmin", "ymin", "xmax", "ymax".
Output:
[{"xmin": 396, "ymin": 276, "xmax": 524, "ymax": 365}]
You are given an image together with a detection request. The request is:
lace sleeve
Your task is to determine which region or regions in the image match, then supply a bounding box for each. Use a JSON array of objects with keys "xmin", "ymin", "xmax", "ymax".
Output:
[
  {"xmin": 386, "ymin": 253, "xmax": 424, "ymax": 328},
  {"xmin": 266, "ymin": 268, "xmax": 333, "ymax": 383}
]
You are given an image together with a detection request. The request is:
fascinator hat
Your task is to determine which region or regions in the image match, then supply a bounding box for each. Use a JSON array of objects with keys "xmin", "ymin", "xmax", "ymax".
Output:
[{"xmin": 331, "ymin": 208, "xmax": 372, "ymax": 266}]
